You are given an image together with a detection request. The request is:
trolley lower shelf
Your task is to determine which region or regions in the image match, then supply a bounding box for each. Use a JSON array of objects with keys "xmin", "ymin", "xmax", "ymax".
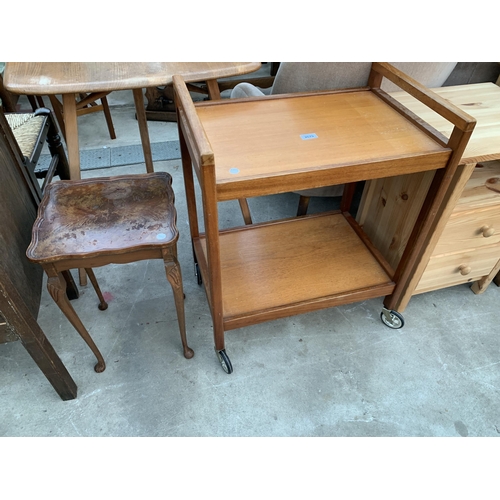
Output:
[{"xmin": 194, "ymin": 211, "xmax": 396, "ymax": 331}]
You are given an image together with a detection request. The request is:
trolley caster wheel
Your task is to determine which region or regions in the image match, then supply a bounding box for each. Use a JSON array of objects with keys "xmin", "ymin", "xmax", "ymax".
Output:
[
  {"xmin": 194, "ymin": 263, "xmax": 202, "ymax": 285},
  {"xmin": 380, "ymin": 308, "xmax": 405, "ymax": 329},
  {"xmin": 216, "ymin": 349, "xmax": 233, "ymax": 374}
]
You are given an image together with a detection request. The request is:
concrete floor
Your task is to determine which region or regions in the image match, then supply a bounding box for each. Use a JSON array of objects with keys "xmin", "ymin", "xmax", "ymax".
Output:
[{"xmin": 1, "ymin": 65, "xmax": 500, "ymax": 440}]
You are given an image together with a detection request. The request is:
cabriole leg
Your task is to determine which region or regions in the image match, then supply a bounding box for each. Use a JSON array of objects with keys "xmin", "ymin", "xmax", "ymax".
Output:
[
  {"xmin": 45, "ymin": 269, "xmax": 106, "ymax": 372},
  {"xmin": 85, "ymin": 268, "xmax": 108, "ymax": 311},
  {"xmin": 163, "ymin": 250, "xmax": 194, "ymax": 359}
]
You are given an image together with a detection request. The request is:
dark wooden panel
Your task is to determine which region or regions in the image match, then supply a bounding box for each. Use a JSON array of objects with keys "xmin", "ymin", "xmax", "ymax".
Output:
[
  {"xmin": 0, "ymin": 111, "xmax": 77, "ymax": 400},
  {"xmin": 0, "ymin": 112, "xmax": 43, "ymax": 318}
]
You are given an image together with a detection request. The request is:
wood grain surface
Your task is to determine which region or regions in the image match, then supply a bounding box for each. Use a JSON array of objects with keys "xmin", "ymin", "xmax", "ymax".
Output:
[{"xmin": 3, "ymin": 62, "xmax": 261, "ymax": 94}]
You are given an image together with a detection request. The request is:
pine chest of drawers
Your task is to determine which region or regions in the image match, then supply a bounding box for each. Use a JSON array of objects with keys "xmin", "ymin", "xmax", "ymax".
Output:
[{"xmin": 416, "ymin": 160, "xmax": 500, "ymax": 294}]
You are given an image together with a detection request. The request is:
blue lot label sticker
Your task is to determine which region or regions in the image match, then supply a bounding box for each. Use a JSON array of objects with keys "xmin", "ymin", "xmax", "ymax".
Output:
[
  {"xmin": 300, "ymin": 133, "xmax": 318, "ymax": 140},
  {"xmin": 156, "ymin": 233, "xmax": 167, "ymax": 240},
  {"xmin": 229, "ymin": 168, "xmax": 240, "ymax": 174}
]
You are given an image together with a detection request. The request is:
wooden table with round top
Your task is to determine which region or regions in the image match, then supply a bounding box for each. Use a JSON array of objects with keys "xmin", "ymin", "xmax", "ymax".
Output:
[{"xmin": 3, "ymin": 62, "xmax": 261, "ymax": 180}]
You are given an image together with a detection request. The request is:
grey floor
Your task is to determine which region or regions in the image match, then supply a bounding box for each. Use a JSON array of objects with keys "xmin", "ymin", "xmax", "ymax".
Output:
[{"xmin": 2, "ymin": 65, "xmax": 500, "ymax": 441}]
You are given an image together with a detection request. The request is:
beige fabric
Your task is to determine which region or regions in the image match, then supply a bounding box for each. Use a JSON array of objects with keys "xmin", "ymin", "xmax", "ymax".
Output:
[
  {"xmin": 271, "ymin": 62, "xmax": 457, "ymax": 95},
  {"xmin": 271, "ymin": 62, "xmax": 373, "ymax": 94},
  {"xmin": 231, "ymin": 62, "xmax": 457, "ymax": 98},
  {"xmin": 231, "ymin": 62, "xmax": 457, "ymax": 99},
  {"xmin": 381, "ymin": 62, "xmax": 457, "ymax": 91}
]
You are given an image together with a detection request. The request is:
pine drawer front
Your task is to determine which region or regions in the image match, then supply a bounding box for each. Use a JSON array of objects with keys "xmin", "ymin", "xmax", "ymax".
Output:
[
  {"xmin": 454, "ymin": 160, "xmax": 500, "ymax": 212},
  {"xmin": 432, "ymin": 206, "xmax": 500, "ymax": 254},
  {"xmin": 416, "ymin": 245, "xmax": 500, "ymax": 294}
]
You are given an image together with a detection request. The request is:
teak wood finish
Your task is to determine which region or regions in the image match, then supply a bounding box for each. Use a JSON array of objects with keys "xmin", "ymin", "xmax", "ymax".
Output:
[
  {"xmin": 358, "ymin": 83, "xmax": 500, "ymax": 309},
  {"xmin": 173, "ymin": 63, "xmax": 475, "ymax": 371},
  {"xmin": 26, "ymin": 172, "xmax": 194, "ymax": 373}
]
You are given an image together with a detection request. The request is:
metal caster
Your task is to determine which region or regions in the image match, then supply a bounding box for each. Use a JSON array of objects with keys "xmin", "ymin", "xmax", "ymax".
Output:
[
  {"xmin": 194, "ymin": 263, "xmax": 202, "ymax": 285},
  {"xmin": 216, "ymin": 349, "xmax": 233, "ymax": 374},
  {"xmin": 380, "ymin": 308, "xmax": 405, "ymax": 329}
]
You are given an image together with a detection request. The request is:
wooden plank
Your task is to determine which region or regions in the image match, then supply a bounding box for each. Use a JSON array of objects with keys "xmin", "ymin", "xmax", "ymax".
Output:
[
  {"xmin": 198, "ymin": 213, "xmax": 394, "ymax": 324},
  {"xmin": 388, "ymin": 83, "xmax": 500, "ymax": 164},
  {"xmin": 196, "ymin": 91, "xmax": 448, "ymax": 192},
  {"xmin": 75, "ymin": 92, "xmax": 110, "ymax": 109},
  {"xmin": 191, "ymin": 130, "xmax": 225, "ymax": 350},
  {"xmin": 371, "ymin": 89, "xmax": 449, "ymax": 147},
  {"xmin": 343, "ymin": 212, "xmax": 395, "ymax": 278},
  {"xmin": 0, "ymin": 117, "xmax": 77, "ymax": 399},
  {"xmin": 173, "ymin": 76, "xmax": 214, "ymax": 168},
  {"xmin": 372, "ymin": 62, "xmax": 476, "ymax": 131},
  {"xmin": 178, "ymin": 123, "xmax": 201, "ymax": 240},
  {"xmin": 201, "ymin": 86, "xmax": 370, "ymax": 107},
  {"xmin": 0, "ymin": 117, "xmax": 43, "ymax": 318},
  {"xmin": 3, "ymin": 62, "xmax": 262, "ymax": 95},
  {"xmin": 223, "ymin": 283, "xmax": 395, "ymax": 331},
  {"xmin": 357, "ymin": 171, "xmax": 436, "ymax": 269},
  {"xmin": 0, "ymin": 271, "xmax": 77, "ymax": 400},
  {"xmin": 215, "ymin": 150, "xmax": 450, "ymax": 201},
  {"xmin": 386, "ymin": 162, "xmax": 477, "ymax": 310},
  {"xmin": 193, "ymin": 237, "xmax": 211, "ymax": 308},
  {"xmin": 74, "ymin": 104, "xmax": 104, "ymax": 116}
]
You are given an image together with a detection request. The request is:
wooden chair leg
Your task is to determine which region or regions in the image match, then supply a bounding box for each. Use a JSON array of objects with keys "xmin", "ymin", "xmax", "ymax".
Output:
[
  {"xmin": 206, "ymin": 79, "xmax": 221, "ymax": 100},
  {"xmin": 61, "ymin": 270, "xmax": 79, "ymax": 300},
  {"xmin": 26, "ymin": 95, "xmax": 45, "ymax": 111},
  {"xmin": 297, "ymin": 195, "xmax": 310, "ymax": 216},
  {"xmin": 27, "ymin": 95, "xmax": 39, "ymax": 111},
  {"xmin": 48, "ymin": 95, "xmax": 66, "ymax": 142},
  {"xmin": 85, "ymin": 268, "xmax": 108, "ymax": 311},
  {"xmin": 238, "ymin": 198, "xmax": 253, "ymax": 225},
  {"xmin": 163, "ymin": 250, "xmax": 194, "ymax": 359},
  {"xmin": 36, "ymin": 96, "xmax": 45, "ymax": 108},
  {"xmin": 46, "ymin": 114, "xmax": 71, "ymax": 181},
  {"xmin": 46, "ymin": 270, "xmax": 106, "ymax": 372},
  {"xmin": 101, "ymin": 96, "xmax": 116, "ymax": 140},
  {"xmin": 78, "ymin": 268, "xmax": 88, "ymax": 287}
]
